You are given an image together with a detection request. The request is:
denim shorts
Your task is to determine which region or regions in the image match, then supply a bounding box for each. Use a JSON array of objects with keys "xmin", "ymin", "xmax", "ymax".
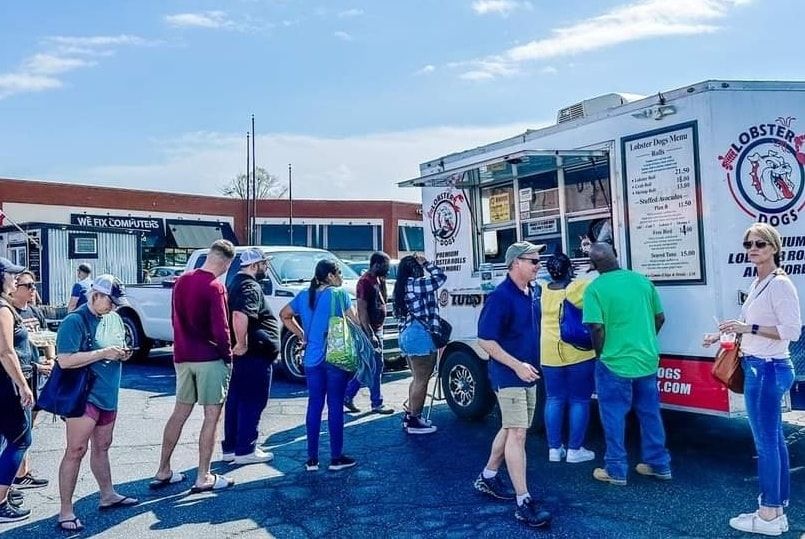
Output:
[{"xmin": 400, "ymin": 321, "xmax": 436, "ymax": 357}]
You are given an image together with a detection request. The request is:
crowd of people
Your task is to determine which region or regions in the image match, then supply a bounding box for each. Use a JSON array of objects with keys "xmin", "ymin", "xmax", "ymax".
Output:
[{"xmin": 0, "ymin": 222, "xmax": 800, "ymax": 536}]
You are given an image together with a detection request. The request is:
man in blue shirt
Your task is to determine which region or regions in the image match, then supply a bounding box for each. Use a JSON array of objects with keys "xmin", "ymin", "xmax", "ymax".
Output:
[
  {"xmin": 67, "ymin": 264, "xmax": 92, "ymax": 312},
  {"xmin": 474, "ymin": 242, "xmax": 551, "ymax": 529}
]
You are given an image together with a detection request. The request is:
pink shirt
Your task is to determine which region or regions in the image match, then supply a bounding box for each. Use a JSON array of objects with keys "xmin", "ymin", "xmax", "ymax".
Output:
[{"xmin": 171, "ymin": 268, "xmax": 232, "ymax": 363}]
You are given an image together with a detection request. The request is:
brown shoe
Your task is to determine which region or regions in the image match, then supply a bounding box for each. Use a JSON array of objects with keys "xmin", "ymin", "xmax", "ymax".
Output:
[
  {"xmin": 593, "ymin": 467, "xmax": 627, "ymax": 486},
  {"xmin": 635, "ymin": 463, "xmax": 672, "ymax": 480}
]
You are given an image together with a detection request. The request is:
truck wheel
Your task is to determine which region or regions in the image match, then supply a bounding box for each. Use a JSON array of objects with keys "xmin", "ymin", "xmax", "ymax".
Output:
[
  {"xmin": 120, "ymin": 312, "xmax": 153, "ymax": 362},
  {"xmin": 280, "ymin": 332, "xmax": 306, "ymax": 383},
  {"xmin": 440, "ymin": 349, "xmax": 495, "ymax": 420}
]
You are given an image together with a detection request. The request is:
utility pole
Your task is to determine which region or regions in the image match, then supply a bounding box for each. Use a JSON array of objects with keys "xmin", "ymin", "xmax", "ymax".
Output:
[
  {"xmin": 288, "ymin": 163, "xmax": 294, "ymax": 245},
  {"xmin": 251, "ymin": 114, "xmax": 257, "ymax": 245},
  {"xmin": 245, "ymin": 132, "xmax": 251, "ymax": 244}
]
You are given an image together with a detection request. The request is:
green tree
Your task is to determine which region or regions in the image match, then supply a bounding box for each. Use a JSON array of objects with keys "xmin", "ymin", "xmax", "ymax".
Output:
[{"xmin": 220, "ymin": 166, "xmax": 288, "ymax": 199}]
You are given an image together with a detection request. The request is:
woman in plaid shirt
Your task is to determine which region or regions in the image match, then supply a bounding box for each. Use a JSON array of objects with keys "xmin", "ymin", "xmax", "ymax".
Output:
[{"xmin": 392, "ymin": 254, "xmax": 446, "ymax": 435}]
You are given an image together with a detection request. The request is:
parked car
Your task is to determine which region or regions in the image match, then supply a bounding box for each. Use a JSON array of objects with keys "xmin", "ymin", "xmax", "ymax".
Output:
[
  {"xmin": 148, "ymin": 266, "xmax": 184, "ymax": 284},
  {"xmin": 121, "ymin": 246, "xmax": 402, "ymax": 382}
]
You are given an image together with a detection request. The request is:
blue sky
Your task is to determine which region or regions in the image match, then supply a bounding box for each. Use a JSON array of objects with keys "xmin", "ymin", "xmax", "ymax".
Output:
[{"xmin": 1, "ymin": 0, "xmax": 803, "ymax": 202}]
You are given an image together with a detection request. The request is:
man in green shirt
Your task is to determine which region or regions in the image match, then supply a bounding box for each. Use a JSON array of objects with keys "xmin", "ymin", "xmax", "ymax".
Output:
[{"xmin": 582, "ymin": 243, "xmax": 671, "ymax": 486}]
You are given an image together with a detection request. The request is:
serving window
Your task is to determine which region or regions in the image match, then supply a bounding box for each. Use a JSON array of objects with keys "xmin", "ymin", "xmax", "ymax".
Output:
[{"xmin": 470, "ymin": 151, "xmax": 612, "ymax": 269}]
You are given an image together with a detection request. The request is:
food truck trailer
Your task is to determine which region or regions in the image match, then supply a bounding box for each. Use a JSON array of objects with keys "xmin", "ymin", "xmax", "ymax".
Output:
[{"xmin": 400, "ymin": 80, "xmax": 805, "ymax": 421}]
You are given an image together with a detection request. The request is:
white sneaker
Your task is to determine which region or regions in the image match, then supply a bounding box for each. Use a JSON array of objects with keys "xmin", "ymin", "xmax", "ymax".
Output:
[
  {"xmin": 233, "ymin": 448, "xmax": 274, "ymax": 465},
  {"xmin": 566, "ymin": 447, "xmax": 595, "ymax": 463},
  {"xmin": 548, "ymin": 446, "xmax": 566, "ymax": 462},
  {"xmin": 728, "ymin": 511, "xmax": 785, "ymax": 536},
  {"xmin": 222, "ymin": 452, "xmax": 235, "ymax": 463}
]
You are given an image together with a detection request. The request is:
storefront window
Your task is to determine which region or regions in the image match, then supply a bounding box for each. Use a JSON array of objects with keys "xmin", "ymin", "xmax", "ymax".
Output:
[
  {"xmin": 326, "ymin": 225, "xmax": 380, "ymax": 251},
  {"xmin": 398, "ymin": 225, "xmax": 424, "ymax": 252},
  {"xmin": 261, "ymin": 224, "xmax": 308, "ymax": 247}
]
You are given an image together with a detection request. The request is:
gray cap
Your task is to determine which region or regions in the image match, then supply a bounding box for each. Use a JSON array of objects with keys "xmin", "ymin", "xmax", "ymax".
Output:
[
  {"xmin": 90, "ymin": 274, "xmax": 130, "ymax": 307},
  {"xmin": 0, "ymin": 257, "xmax": 25, "ymax": 274},
  {"xmin": 505, "ymin": 241, "xmax": 546, "ymax": 267},
  {"xmin": 239, "ymin": 247, "xmax": 271, "ymax": 267}
]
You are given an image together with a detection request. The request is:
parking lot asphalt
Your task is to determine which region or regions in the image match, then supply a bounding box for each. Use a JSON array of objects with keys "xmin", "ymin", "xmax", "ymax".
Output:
[{"xmin": 3, "ymin": 351, "xmax": 805, "ymax": 538}]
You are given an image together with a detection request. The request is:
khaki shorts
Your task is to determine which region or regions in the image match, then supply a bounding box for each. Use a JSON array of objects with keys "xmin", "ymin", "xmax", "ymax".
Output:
[
  {"xmin": 175, "ymin": 360, "xmax": 231, "ymax": 405},
  {"xmin": 496, "ymin": 386, "xmax": 537, "ymax": 429}
]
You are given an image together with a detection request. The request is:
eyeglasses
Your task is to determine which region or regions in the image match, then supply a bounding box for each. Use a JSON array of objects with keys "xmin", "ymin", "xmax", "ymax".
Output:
[
  {"xmin": 518, "ymin": 257, "xmax": 541, "ymax": 265},
  {"xmin": 742, "ymin": 240, "xmax": 769, "ymax": 249},
  {"xmin": 18, "ymin": 282, "xmax": 36, "ymax": 290}
]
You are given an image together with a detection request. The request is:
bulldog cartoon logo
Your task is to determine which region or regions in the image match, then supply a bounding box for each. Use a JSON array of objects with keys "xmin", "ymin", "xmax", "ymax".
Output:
[
  {"xmin": 720, "ymin": 117, "xmax": 805, "ymax": 227},
  {"xmin": 428, "ymin": 191, "xmax": 464, "ymax": 246}
]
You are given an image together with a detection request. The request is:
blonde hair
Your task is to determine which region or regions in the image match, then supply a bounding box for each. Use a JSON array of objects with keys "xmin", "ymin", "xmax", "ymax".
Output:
[{"xmin": 743, "ymin": 222, "xmax": 782, "ymax": 267}]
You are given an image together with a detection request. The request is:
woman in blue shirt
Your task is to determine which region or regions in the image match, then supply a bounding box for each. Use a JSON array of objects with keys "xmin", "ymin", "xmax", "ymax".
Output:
[{"xmin": 280, "ymin": 259, "xmax": 360, "ymax": 472}]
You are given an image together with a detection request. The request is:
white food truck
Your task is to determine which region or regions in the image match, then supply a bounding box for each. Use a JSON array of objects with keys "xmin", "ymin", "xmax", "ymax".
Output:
[{"xmin": 400, "ymin": 80, "xmax": 805, "ymax": 421}]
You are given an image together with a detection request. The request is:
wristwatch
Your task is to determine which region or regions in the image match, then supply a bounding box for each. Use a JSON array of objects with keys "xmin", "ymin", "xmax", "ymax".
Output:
[{"xmin": 751, "ymin": 324, "xmax": 759, "ymax": 335}]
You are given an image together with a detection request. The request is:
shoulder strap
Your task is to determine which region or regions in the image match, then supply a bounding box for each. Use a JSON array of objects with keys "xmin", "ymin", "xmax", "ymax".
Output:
[{"xmin": 0, "ymin": 298, "xmax": 23, "ymax": 325}]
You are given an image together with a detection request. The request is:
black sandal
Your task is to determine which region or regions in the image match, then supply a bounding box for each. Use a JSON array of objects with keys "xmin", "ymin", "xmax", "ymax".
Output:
[{"xmin": 57, "ymin": 517, "xmax": 84, "ymax": 532}]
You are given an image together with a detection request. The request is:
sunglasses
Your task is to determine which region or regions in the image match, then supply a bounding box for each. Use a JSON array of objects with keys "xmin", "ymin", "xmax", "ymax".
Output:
[
  {"xmin": 742, "ymin": 240, "xmax": 769, "ymax": 249},
  {"xmin": 518, "ymin": 257, "xmax": 541, "ymax": 265},
  {"xmin": 18, "ymin": 282, "xmax": 36, "ymax": 290}
]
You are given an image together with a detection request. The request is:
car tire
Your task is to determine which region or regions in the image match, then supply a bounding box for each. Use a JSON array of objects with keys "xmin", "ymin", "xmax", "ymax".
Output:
[
  {"xmin": 119, "ymin": 311, "xmax": 153, "ymax": 362},
  {"xmin": 440, "ymin": 349, "xmax": 495, "ymax": 420},
  {"xmin": 280, "ymin": 332, "xmax": 306, "ymax": 383}
]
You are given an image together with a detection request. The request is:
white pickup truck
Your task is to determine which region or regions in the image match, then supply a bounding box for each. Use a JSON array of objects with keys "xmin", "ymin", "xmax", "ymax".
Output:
[{"xmin": 120, "ymin": 245, "xmax": 402, "ymax": 382}]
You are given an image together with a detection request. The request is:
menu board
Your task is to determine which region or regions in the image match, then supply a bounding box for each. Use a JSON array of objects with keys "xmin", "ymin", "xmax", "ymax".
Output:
[{"xmin": 621, "ymin": 122, "xmax": 705, "ymax": 284}]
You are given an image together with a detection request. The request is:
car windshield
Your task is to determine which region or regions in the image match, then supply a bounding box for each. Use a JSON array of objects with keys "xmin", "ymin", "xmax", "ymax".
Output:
[{"xmin": 269, "ymin": 251, "xmax": 359, "ymax": 283}]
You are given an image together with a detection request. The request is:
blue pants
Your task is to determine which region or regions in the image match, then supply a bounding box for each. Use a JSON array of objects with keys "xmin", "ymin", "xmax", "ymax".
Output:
[
  {"xmin": 345, "ymin": 328, "xmax": 384, "ymax": 408},
  {"xmin": 595, "ymin": 361, "xmax": 670, "ymax": 481},
  {"xmin": 222, "ymin": 355, "xmax": 271, "ymax": 456},
  {"xmin": 306, "ymin": 362, "xmax": 352, "ymax": 461},
  {"xmin": 543, "ymin": 360, "xmax": 595, "ymax": 450},
  {"xmin": 743, "ymin": 356, "xmax": 795, "ymax": 508},
  {"xmin": 0, "ymin": 380, "xmax": 32, "ymax": 487}
]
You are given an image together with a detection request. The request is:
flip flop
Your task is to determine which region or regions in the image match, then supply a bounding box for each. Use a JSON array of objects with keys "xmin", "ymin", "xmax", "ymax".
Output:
[
  {"xmin": 57, "ymin": 517, "xmax": 84, "ymax": 532},
  {"xmin": 189, "ymin": 474, "xmax": 234, "ymax": 493},
  {"xmin": 99, "ymin": 496, "xmax": 139, "ymax": 510},
  {"xmin": 149, "ymin": 471, "xmax": 186, "ymax": 490}
]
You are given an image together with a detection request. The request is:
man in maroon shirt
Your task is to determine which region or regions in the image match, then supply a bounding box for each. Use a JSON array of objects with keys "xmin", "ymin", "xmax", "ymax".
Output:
[
  {"xmin": 151, "ymin": 240, "xmax": 236, "ymax": 493},
  {"xmin": 344, "ymin": 251, "xmax": 394, "ymax": 414}
]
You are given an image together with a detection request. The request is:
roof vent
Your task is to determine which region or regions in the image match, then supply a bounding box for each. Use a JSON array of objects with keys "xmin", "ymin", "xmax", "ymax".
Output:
[{"xmin": 556, "ymin": 93, "xmax": 642, "ymax": 124}]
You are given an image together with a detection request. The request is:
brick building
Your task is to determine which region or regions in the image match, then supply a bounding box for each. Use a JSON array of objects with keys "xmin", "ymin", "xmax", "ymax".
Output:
[{"xmin": 0, "ymin": 177, "xmax": 424, "ymax": 302}]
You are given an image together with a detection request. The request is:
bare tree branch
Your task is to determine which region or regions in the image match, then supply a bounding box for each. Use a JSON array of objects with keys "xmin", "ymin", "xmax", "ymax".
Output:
[{"xmin": 220, "ymin": 167, "xmax": 289, "ymax": 199}]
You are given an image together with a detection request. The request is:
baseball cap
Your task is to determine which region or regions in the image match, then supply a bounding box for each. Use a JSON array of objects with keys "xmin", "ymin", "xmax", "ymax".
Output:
[
  {"xmin": 504, "ymin": 241, "xmax": 546, "ymax": 267},
  {"xmin": 90, "ymin": 274, "xmax": 130, "ymax": 307},
  {"xmin": 239, "ymin": 248, "xmax": 270, "ymax": 267},
  {"xmin": 0, "ymin": 257, "xmax": 25, "ymax": 274}
]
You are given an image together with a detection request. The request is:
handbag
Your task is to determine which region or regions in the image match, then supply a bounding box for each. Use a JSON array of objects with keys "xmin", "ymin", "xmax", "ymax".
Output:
[
  {"xmin": 559, "ymin": 296, "xmax": 593, "ymax": 351},
  {"xmin": 35, "ymin": 362, "xmax": 94, "ymax": 418},
  {"xmin": 35, "ymin": 310, "xmax": 95, "ymax": 417},
  {"xmin": 430, "ymin": 318, "xmax": 453, "ymax": 349},
  {"xmin": 711, "ymin": 336, "xmax": 743, "ymax": 393},
  {"xmin": 349, "ymin": 318, "xmax": 378, "ymax": 387},
  {"xmin": 325, "ymin": 289, "xmax": 358, "ymax": 372}
]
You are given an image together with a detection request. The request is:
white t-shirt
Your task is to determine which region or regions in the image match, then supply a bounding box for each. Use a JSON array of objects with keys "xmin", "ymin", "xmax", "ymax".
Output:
[{"xmin": 740, "ymin": 272, "xmax": 802, "ymax": 359}]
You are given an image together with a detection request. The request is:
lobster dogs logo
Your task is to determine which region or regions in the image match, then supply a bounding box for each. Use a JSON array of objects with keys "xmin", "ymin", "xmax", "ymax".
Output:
[
  {"xmin": 719, "ymin": 117, "xmax": 805, "ymax": 227},
  {"xmin": 428, "ymin": 190, "xmax": 465, "ymax": 246}
]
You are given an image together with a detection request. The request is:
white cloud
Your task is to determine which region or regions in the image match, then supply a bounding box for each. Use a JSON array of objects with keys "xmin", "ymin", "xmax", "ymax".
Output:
[
  {"xmin": 460, "ymin": 0, "xmax": 749, "ymax": 80},
  {"xmin": 415, "ymin": 64, "xmax": 436, "ymax": 75},
  {"xmin": 77, "ymin": 124, "xmax": 540, "ymax": 202},
  {"xmin": 334, "ymin": 31, "xmax": 354, "ymax": 41},
  {"xmin": 338, "ymin": 9, "xmax": 365, "ymax": 18},
  {"xmin": 0, "ymin": 34, "xmax": 154, "ymax": 100},
  {"xmin": 23, "ymin": 54, "xmax": 96, "ymax": 75},
  {"xmin": 165, "ymin": 11, "xmax": 233, "ymax": 29},
  {"xmin": 540, "ymin": 65, "xmax": 557, "ymax": 74},
  {"xmin": 0, "ymin": 73, "xmax": 62, "ymax": 99},
  {"xmin": 472, "ymin": 0, "xmax": 532, "ymax": 16}
]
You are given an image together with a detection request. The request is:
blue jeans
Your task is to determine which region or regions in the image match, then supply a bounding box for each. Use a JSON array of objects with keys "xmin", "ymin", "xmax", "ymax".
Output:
[
  {"xmin": 595, "ymin": 361, "xmax": 670, "ymax": 481},
  {"xmin": 306, "ymin": 362, "xmax": 352, "ymax": 461},
  {"xmin": 0, "ymin": 380, "xmax": 32, "ymax": 487},
  {"xmin": 345, "ymin": 328, "xmax": 384, "ymax": 408},
  {"xmin": 222, "ymin": 355, "xmax": 271, "ymax": 456},
  {"xmin": 742, "ymin": 355, "xmax": 795, "ymax": 508},
  {"xmin": 543, "ymin": 360, "xmax": 595, "ymax": 450}
]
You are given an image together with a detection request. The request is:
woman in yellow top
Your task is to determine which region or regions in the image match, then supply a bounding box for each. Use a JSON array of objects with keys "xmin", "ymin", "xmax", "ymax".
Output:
[{"xmin": 539, "ymin": 254, "xmax": 596, "ymax": 463}]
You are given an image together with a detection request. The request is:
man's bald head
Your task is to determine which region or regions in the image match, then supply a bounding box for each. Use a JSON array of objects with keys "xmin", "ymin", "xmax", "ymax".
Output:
[{"xmin": 589, "ymin": 242, "xmax": 619, "ymax": 272}]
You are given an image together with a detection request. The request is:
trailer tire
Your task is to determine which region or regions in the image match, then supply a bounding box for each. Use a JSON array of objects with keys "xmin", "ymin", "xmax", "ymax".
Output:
[
  {"xmin": 440, "ymin": 349, "xmax": 495, "ymax": 420},
  {"xmin": 280, "ymin": 332, "xmax": 306, "ymax": 384},
  {"xmin": 119, "ymin": 311, "xmax": 153, "ymax": 362}
]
